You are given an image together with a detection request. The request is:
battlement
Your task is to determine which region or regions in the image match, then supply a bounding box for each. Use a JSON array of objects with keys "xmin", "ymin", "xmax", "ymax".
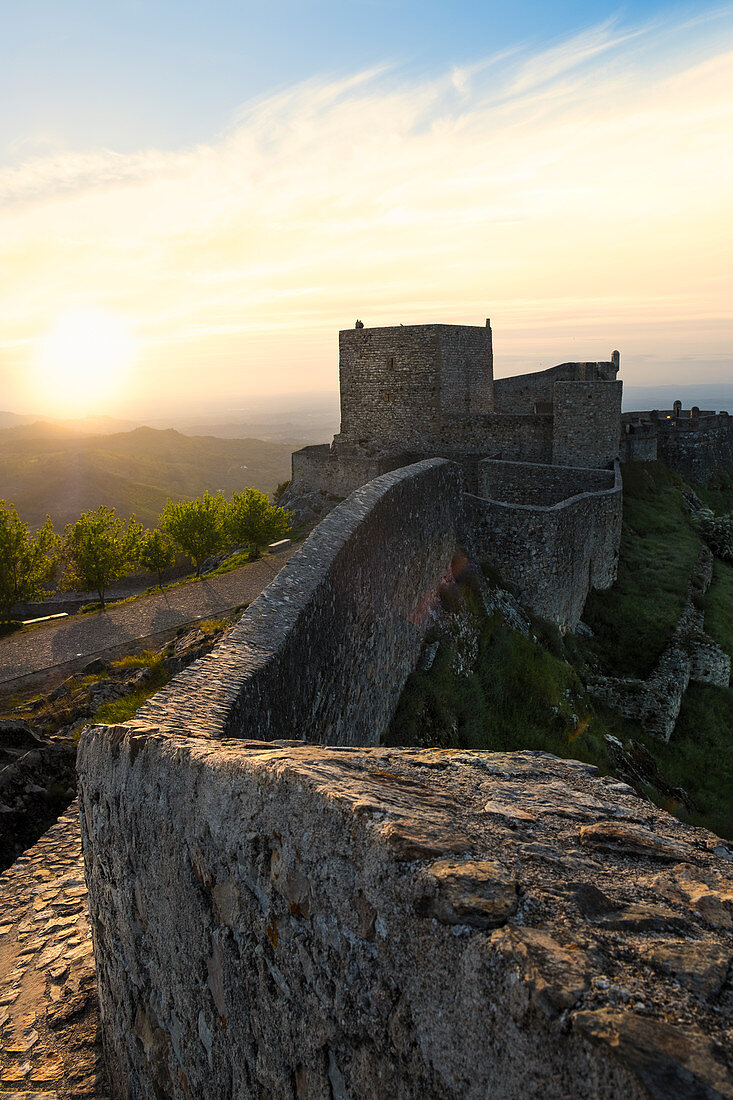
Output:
[{"xmin": 620, "ymin": 405, "xmax": 733, "ymax": 483}]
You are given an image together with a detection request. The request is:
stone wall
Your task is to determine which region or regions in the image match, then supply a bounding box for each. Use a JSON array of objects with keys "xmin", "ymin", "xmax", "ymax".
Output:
[
  {"xmin": 291, "ymin": 443, "xmax": 387, "ymax": 498},
  {"xmin": 337, "ymin": 323, "xmax": 493, "ymax": 450},
  {"xmin": 552, "ymin": 381, "xmax": 623, "ymax": 469},
  {"xmin": 656, "ymin": 413, "xmax": 733, "ymax": 487},
  {"xmin": 493, "ymin": 360, "xmax": 618, "ymax": 415},
  {"xmin": 137, "ymin": 459, "xmax": 461, "ymax": 746},
  {"xmin": 78, "ymin": 737, "xmax": 733, "ymax": 1100},
  {"xmin": 619, "ymin": 422, "xmax": 658, "ymax": 463},
  {"xmin": 462, "ymin": 462, "xmax": 622, "ymax": 626},
  {"xmin": 77, "ymin": 458, "xmax": 733, "ymax": 1100},
  {"xmin": 477, "ymin": 459, "xmax": 614, "ymax": 507}
]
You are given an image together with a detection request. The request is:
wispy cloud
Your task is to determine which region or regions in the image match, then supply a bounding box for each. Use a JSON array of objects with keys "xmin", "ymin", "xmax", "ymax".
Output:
[{"xmin": 1, "ymin": 6, "xmax": 733, "ymax": 413}]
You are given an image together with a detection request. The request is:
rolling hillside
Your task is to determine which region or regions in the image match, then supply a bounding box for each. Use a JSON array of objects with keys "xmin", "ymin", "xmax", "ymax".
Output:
[{"xmin": 0, "ymin": 423, "xmax": 293, "ymax": 528}]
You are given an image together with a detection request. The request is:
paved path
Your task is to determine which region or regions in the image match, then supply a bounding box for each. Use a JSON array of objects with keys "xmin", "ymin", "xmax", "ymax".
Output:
[
  {"xmin": 0, "ymin": 806, "xmax": 104, "ymax": 1098},
  {"xmin": 0, "ymin": 549, "xmax": 297, "ymax": 691}
]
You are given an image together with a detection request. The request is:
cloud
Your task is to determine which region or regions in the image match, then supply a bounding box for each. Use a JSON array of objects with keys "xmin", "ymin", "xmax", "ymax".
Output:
[{"xmin": 1, "ymin": 6, "xmax": 733, "ymax": 413}]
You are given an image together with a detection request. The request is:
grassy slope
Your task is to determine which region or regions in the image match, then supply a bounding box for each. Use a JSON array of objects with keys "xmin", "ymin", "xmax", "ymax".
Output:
[
  {"xmin": 0, "ymin": 424, "xmax": 293, "ymax": 528},
  {"xmin": 387, "ymin": 461, "xmax": 733, "ymax": 839},
  {"xmin": 581, "ymin": 463, "xmax": 700, "ymax": 677}
]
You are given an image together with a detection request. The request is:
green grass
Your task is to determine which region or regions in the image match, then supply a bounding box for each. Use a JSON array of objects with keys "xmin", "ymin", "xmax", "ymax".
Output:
[
  {"xmin": 385, "ymin": 589, "xmax": 610, "ymax": 771},
  {"xmin": 642, "ymin": 684, "xmax": 733, "ymax": 839},
  {"xmin": 387, "ymin": 460, "xmax": 733, "ymax": 840},
  {"xmin": 581, "ymin": 462, "xmax": 701, "ymax": 677},
  {"xmin": 704, "ymin": 558, "xmax": 733, "ymax": 659},
  {"xmin": 111, "ymin": 649, "xmax": 164, "ymax": 670},
  {"xmin": 695, "ymin": 469, "xmax": 733, "ymax": 516},
  {"xmin": 94, "ymin": 661, "xmax": 170, "ymax": 724}
]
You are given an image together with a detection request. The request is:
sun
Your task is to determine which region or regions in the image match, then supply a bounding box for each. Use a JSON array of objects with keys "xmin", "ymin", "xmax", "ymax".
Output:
[{"xmin": 35, "ymin": 310, "xmax": 137, "ymax": 416}]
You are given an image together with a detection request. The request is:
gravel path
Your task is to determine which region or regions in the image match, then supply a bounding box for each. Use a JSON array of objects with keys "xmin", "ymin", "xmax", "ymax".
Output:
[{"xmin": 0, "ymin": 549, "xmax": 296, "ymax": 690}]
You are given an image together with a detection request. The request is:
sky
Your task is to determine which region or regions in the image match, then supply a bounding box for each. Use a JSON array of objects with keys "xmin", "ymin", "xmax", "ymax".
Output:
[{"xmin": 1, "ymin": 0, "xmax": 732, "ymax": 417}]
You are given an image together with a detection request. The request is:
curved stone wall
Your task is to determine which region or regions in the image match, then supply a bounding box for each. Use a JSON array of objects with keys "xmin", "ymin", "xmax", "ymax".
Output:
[
  {"xmin": 137, "ymin": 459, "xmax": 461, "ymax": 746},
  {"xmin": 78, "ymin": 457, "xmax": 733, "ymax": 1099},
  {"xmin": 462, "ymin": 462, "xmax": 622, "ymax": 627}
]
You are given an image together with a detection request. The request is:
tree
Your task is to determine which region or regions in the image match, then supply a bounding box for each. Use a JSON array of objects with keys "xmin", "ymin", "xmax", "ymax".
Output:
[
  {"xmin": 272, "ymin": 480, "xmax": 290, "ymax": 504},
  {"xmin": 61, "ymin": 507, "xmax": 142, "ymax": 607},
  {"xmin": 0, "ymin": 502, "xmax": 59, "ymax": 621},
  {"xmin": 137, "ymin": 528, "xmax": 175, "ymax": 588},
  {"xmin": 224, "ymin": 488, "xmax": 290, "ymax": 558},
  {"xmin": 159, "ymin": 491, "xmax": 225, "ymax": 576}
]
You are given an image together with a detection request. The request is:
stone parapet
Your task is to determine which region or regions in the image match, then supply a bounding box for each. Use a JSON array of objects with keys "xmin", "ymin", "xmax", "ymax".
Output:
[
  {"xmin": 477, "ymin": 459, "xmax": 615, "ymax": 507},
  {"xmin": 137, "ymin": 458, "xmax": 461, "ymax": 745},
  {"xmin": 78, "ymin": 735, "xmax": 733, "ymax": 1100}
]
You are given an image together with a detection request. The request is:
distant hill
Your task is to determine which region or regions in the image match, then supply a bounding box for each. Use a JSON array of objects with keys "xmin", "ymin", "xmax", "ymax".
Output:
[
  {"xmin": 0, "ymin": 424, "xmax": 293, "ymax": 529},
  {"xmin": 0, "ymin": 410, "xmax": 140, "ymax": 433}
]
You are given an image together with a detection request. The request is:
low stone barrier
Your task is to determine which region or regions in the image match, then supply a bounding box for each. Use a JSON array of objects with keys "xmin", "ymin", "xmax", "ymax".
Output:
[
  {"xmin": 135, "ymin": 459, "xmax": 461, "ymax": 745},
  {"xmin": 78, "ymin": 737, "xmax": 733, "ymax": 1099}
]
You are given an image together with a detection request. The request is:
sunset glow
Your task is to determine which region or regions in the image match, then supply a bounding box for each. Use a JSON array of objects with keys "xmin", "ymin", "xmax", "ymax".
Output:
[
  {"xmin": 1, "ymin": 3, "xmax": 732, "ymax": 417},
  {"xmin": 35, "ymin": 311, "xmax": 137, "ymax": 415}
]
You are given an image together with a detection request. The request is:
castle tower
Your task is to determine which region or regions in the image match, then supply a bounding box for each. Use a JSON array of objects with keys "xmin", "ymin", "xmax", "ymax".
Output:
[{"xmin": 335, "ymin": 320, "xmax": 494, "ymax": 451}]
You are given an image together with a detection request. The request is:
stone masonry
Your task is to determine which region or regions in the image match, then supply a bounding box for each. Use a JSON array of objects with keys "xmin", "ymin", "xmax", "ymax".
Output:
[
  {"xmin": 620, "ymin": 408, "xmax": 733, "ymax": 487},
  {"xmin": 78, "ymin": 449, "xmax": 733, "ymax": 1099},
  {"xmin": 284, "ymin": 319, "xmax": 624, "ymax": 629},
  {"xmin": 78, "ymin": 736, "xmax": 733, "ymax": 1099}
]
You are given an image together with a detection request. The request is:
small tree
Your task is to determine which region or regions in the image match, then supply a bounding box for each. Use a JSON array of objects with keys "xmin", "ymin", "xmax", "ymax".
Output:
[
  {"xmin": 0, "ymin": 502, "xmax": 59, "ymax": 621},
  {"xmin": 224, "ymin": 488, "xmax": 290, "ymax": 558},
  {"xmin": 137, "ymin": 528, "xmax": 175, "ymax": 588},
  {"xmin": 62, "ymin": 506, "xmax": 142, "ymax": 607},
  {"xmin": 159, "ymin": 491, "xmax": 225, "ymax": 576},
  {"xmin": 272, "ymin": 480, "xmax": 290, "ymax": 504}
]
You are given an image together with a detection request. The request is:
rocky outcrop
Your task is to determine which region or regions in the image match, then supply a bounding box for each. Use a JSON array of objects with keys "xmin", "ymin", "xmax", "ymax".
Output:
[
  {"xmin": 588, "ymin": 547, "xmax": 730, "ymax": 741},
  {"xmin": 78, "ymin": 736, "xmax": 733, "ymax": 1099},
  {"xmin": 0, "ymin": 620, "xmax": 230, "ymax": 871},
  {"xmin": 0, "ymin": 719, "xmax": 76, "ymax": 871}
]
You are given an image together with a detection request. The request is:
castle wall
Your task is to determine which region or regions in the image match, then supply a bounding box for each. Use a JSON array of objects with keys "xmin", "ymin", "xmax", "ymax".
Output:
[
  {"xmin": 463, "ymin": 462, "xmax": 622, "ymax": 626},
  {"xmin": 493, "ymin": 361, "xmax": 618, "ymax": 415},
  {"xmin": 291, "ymin": 410, "xmax": 555, "ymax": 503},
  {"xmin": 655, "ymin": 414, "xmax": 733, "ymax": 487},
  {"xmin": 552, "ymin": 381, "xmax": 622, "ymax": 469},
  {"xmin": 136, "ymin": 459, "xmax": 461, "ymax": 746},
  {"xmin": 477, "ymin": 459, "xmax": 614, "ymax": 506},
  {"xmin": 77, "ymin": 455, "xmax": 732, "ymax": 1100},
  {"xmin": 619, "ymin": 422, "xmax": 658, "ymax": 463},
  {"xmin": 433, "ymin": 413, "xmax": 553, "ymax": 463},
  {"xmin": 291, "ymin": 443, "xmax": 388, "ymax": 498}
]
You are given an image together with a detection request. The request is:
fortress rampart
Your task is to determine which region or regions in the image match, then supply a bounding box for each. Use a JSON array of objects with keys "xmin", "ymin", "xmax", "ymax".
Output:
[
  {"xmin": 287, "ymin": 320, "xmax": 623, "ymax": 630},
  {"xmin": 463, "ymin": 461, "xmax": 622, "ymax": 626},
  {"xmin": 79, "ymin": 459, "xmax": 733, "ymax": 1100},
  {"xmin": 138, "ymin": 459, "xmax": 461, "ymax": 746},
  {"xmin": 620, "ymin": 409, "xmax": 733, "ymax": 485}
]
